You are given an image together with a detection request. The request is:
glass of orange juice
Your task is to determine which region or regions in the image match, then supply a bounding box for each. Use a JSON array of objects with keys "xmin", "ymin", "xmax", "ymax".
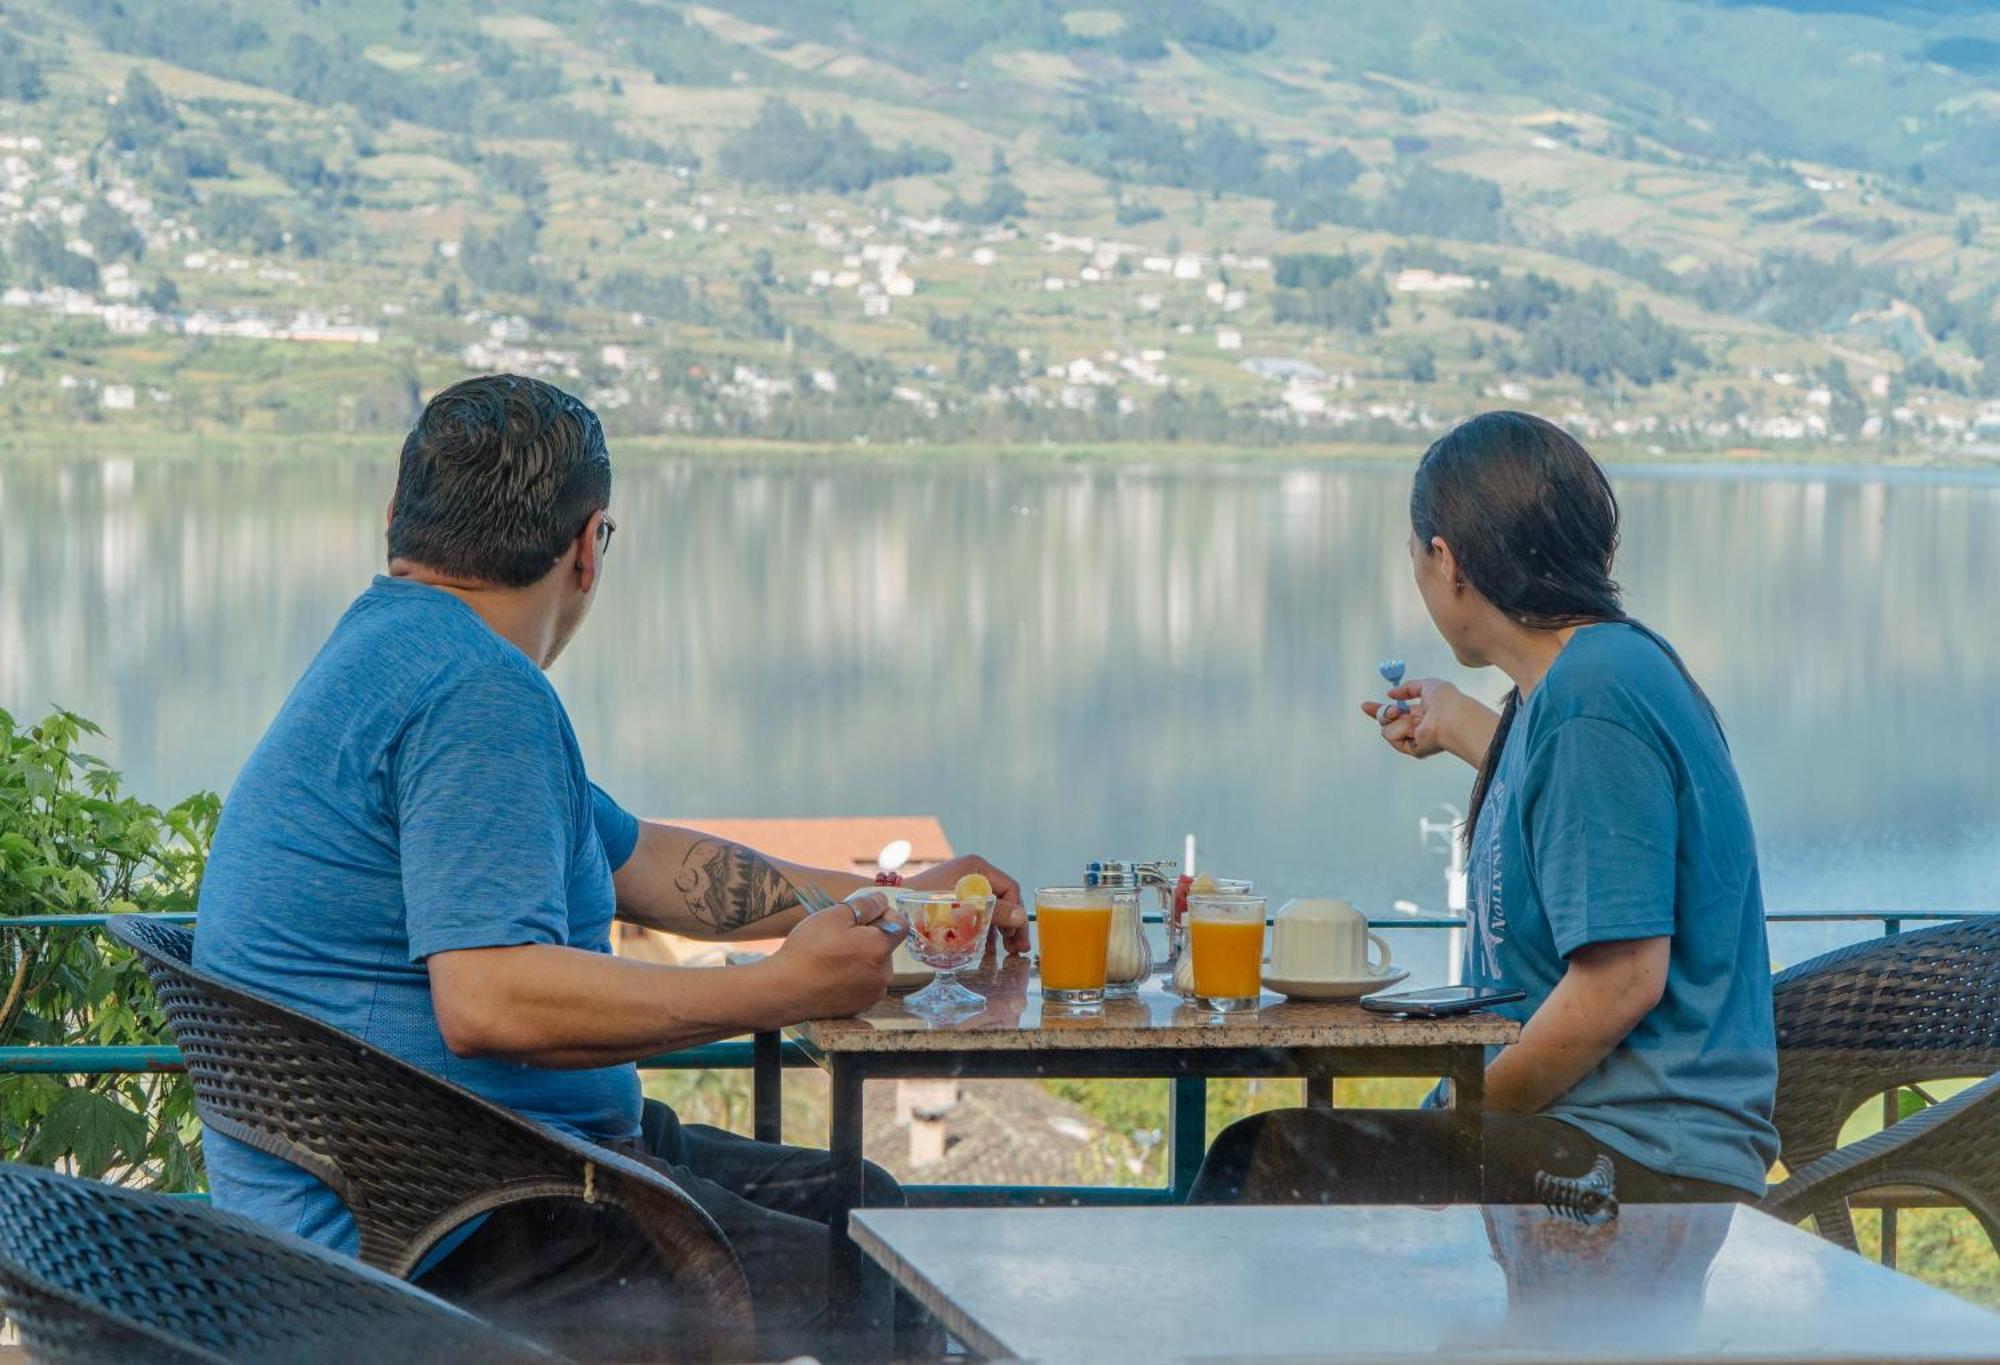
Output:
[
  {"xmin": 1189, "ymin": 893, "xmax": 1267, "ymax": 1013},
  {"xmin": 1035, "ymin": 886, "xmax": 1115, "ymax": 1006}
]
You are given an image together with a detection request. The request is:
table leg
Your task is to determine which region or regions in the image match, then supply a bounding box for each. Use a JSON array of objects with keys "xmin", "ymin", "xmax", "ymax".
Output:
[
  {"xmin": 753, "ymin": 1031, "xmax": 782, "ymax": 1145},
  {"xmin": 1169, "ymin": 1076, "xmax": 1208, "ymax": 1201},
  {"xmin": 1445, "ymin": 1045, "xmax": 1486, "ymax": 1202},
  {"xmin": 828, "ymin": 1058, "xmax": 867, "ymax": 1323},
  {"xmin": 1304, "ymin": 1076, "xmax": 1334, "ymax": 1110}
]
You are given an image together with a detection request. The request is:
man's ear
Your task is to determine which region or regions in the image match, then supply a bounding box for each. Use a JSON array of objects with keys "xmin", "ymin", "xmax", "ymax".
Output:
[
  {"xmin": 575, "ymin": 509, "xmax": 604, "ymax": 593},
  {"xmin": 385, "ymin": 497, "xmax": 395, "ymax": 529}
]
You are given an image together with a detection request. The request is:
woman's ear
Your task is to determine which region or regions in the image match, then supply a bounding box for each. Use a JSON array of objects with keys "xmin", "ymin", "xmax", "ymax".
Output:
[{"xmin": 1430, "ymin": 536, "xmax": 1465, "ymax": 592}]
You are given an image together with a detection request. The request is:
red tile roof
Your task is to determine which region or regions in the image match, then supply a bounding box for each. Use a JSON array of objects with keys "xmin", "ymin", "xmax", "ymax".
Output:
[{"xmin": 653, "ymin": 815, "xmax": 954, "ymax": 874}]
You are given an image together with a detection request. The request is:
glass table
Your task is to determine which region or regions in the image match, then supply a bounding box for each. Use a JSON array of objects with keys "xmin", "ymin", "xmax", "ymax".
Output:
[{"xmin": 851, "ymin": 1202, "xmax": 2000, "ymax": 1361}]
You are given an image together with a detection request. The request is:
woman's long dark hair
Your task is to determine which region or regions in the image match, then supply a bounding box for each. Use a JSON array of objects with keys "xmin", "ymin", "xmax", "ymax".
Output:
[{"xmin": 1410, "ymin": 411, "xmax": 1716, "ymax": 848}]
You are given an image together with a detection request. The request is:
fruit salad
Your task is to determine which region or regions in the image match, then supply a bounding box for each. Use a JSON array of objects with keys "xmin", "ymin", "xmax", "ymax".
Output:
[{"xmin": 899, "ymin": 881, "xmax": 997, "ymax": 972}]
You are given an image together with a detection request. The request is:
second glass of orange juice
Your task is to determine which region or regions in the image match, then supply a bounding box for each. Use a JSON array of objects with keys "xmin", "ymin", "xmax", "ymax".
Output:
[
  {"xmin": 1189, "ymin": 893, "xmax": 1267, "ymax": 1013},
  {"xmin": 1035, "ymin": 886, "xmax": 1115, "ymax": 1006}
]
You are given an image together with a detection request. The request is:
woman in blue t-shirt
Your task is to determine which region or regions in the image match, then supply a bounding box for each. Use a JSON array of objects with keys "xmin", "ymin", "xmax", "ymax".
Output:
[{"xmin": 1193, "ymin": 411, "xmax": 1779, "ymax": 1204}]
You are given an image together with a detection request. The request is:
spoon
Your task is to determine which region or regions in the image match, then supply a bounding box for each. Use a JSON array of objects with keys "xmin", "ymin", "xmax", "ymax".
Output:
[
  {"xmin": 876, "ymin": 838, "xmax": 913, "ymax": 886},
  {"xmin": 1378, "ymin": 659, "xmax": 1408, "ymax": 719}
]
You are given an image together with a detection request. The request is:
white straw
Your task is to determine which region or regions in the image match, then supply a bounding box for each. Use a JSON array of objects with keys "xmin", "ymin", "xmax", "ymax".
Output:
[{"xmin": 1184, "ymin": 833, "xmax": 1196, "ymax": 877}]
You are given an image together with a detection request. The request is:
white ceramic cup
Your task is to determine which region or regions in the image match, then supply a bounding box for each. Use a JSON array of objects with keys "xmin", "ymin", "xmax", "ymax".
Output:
[{"xmin": 1270, "ymin": 898, "xmax": 1392, "ymax": 979}]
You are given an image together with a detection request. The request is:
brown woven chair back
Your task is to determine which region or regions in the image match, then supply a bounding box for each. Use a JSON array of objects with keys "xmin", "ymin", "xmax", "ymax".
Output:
[
  {"xmin": 1769, "ymin": 914, "xmax": 2000, "ymax": 1246},
  {"xmin": 0, "ymin": 1161, "xmax": 558, "ymax": 1365},
  {"xmin": 1759, "ymin": 1071, "xmax": 2000, "ymax": 1255},
  {"xmin": 107, "ymin": 916, "xmax": 753, "ymax": 1358},
  {"xmin": 1772, "ymin": 915, "xmax": 2000, "ymax": 1163}
]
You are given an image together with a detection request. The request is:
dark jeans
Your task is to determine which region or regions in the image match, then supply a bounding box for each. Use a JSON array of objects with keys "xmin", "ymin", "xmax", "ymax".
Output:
[
  {"xmin": 417, "ymin": 1099, "xmax": 933, "ymax": 1363},
  {"xmin": 1190, "ymin": 1107, "xmax": 1753, "ymax": 1205}
]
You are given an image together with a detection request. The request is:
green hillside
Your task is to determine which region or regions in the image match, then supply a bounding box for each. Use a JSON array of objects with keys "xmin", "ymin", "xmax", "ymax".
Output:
[{"xmin": 1, "ymin": 0, "xmax": 1997, "ymax": 456}]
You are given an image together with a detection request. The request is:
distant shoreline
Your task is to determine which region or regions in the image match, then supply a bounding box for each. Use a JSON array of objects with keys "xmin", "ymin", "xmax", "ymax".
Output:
[{"xmin": 2, "ymin": 431, "xmax": 1997, "ymax": 476}]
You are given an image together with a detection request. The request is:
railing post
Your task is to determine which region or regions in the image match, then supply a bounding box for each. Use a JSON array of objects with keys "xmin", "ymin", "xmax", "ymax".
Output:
[
  {"xmin": 1879, "ymin": 916, "xmax": 1902, "ymax": 1270},
  {"xmin": 753, "ymin": 1030, "xmax": 783, "ymax": 1144},
  {"xmin": 1168, "ymin": 1076, "xmax": 1207, "ymax": 1201}
]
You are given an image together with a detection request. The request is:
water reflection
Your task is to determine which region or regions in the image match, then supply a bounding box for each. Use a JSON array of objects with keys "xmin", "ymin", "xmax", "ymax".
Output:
[{"xmin": 2, "ymin": 454, "xmax": 1996, "ymax": 971}]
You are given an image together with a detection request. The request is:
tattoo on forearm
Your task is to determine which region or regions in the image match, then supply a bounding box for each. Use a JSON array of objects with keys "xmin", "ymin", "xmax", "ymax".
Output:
[{"xmin": 675, "ymin": 838, "xmax": 802, "ymax": 932}]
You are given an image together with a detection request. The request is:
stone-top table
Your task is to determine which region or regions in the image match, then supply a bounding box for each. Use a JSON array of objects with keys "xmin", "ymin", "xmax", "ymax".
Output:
[
  {"xmin": 851, "ymin": 1202, "xmax": 2000, "ymax": 1362},
  {"xmin": 796, "ymin": 958, "xmax": 1512, "ymax": 1055},
  {"xmin": 763, "ymin": 952, "xmax": 1519, "ymax": 1312}
]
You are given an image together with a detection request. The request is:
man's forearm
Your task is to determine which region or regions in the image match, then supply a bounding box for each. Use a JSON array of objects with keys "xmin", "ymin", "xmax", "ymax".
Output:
[
  {"xmin": 429, "ymin": 943, "xmax": 807, "ymax": 1067},
  {"xmin": 613, "ymin": 820, "xmax": 870, "ymax": 939}
]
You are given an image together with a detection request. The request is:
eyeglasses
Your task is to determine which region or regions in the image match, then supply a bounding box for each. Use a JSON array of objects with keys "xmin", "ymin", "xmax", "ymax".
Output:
[{"xmin": 597, "ymin": 514, "xmax": 617, "ymax": 555}]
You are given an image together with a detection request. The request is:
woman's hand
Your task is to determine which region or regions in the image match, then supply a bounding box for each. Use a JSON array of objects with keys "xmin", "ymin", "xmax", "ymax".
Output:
[{"xmin": 1361, "ymin": 678, "xmax": 1499, "ymax": 768}]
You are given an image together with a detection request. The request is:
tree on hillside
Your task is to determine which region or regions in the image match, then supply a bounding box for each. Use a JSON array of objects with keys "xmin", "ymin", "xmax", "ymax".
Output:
[
  {"xmin": 1267, "ymin": 148, "xmax": 1365, "ymax": 231},
  {"xmin": 108, "ymin": 70, "xmax": 180, "ymax": 152},
  {"xmin": 1521, "ymin": 287, "xmax": 1704, "ymax": 386},
  {"xmin": 717, "ymin": 98, "xmax": 951, "ymax": 194},
  {"xmin": 594, "ymin": 268, "xmax": 706, "ymax": 323},
  {"xmin": 0, "ymin": 32, "xmax": 47, "ymax": 102},
  {"xmin": 945, "ymin": 175, "xmax": 1028, "ymax": 225},
  {"xmin": 1456, "ymin": 271, "xmax": 1567, "ymax": 328},
  {"xmin": 461, "ymin": 210, "xmax": 553, "ymax": 298},
  {"xmin": 1273, "ymin": 253, "xmax": 1361, "ymax": 289},
  {"xmin": 194, "ymin": 195, "xmax": 286, "ymax": 253},
  {"xmin": 9, "ymin": 223, "xmax": 99, "ymax": 292},
  {"xmin": 483, "ymin": 152, "xmax": 548, "ymax": 204},
  {"xmin": 81, "ymin": 198, "xmax": 145, "ymax": 263},
  {"xmin": 1374, "ymin": 165, "xmax": 1506, "ymax": 242}
]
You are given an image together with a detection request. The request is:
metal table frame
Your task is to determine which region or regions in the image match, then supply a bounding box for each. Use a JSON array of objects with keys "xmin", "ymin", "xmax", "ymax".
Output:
[{"xmin": 754, "ymin": 1029, "xmax": 1492, "ymax": 1309}]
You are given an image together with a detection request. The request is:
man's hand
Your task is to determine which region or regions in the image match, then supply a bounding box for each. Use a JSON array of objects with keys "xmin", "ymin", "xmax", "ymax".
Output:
[
  {"xmin": 903, "ymin": 854, "xmax": 1030, "ymax": 954},
  {"xmin": 1362, "ymin": 678, "xmax": 1499, "ymax": 769},
  {"xmin": 765, "ymin": 898, "xmax": 904, "ymax": 1019}
]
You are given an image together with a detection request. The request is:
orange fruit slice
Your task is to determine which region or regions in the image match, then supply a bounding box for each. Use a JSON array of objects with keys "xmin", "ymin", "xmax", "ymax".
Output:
[{"xmin": 954, "ymin": 872, "xmax": 994, "ymax": 900}]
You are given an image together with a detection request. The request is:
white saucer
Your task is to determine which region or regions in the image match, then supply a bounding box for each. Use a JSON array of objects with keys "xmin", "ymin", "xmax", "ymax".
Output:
[{"xmin": 1263, "ymin": 965, "xmax": 1409, "ymax": 1001}]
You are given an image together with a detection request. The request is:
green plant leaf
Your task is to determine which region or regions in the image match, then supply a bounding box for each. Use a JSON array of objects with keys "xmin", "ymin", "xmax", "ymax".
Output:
[{"xmin": 21, "ymin": 1086, "xmax": 151, "ymax": 1178}]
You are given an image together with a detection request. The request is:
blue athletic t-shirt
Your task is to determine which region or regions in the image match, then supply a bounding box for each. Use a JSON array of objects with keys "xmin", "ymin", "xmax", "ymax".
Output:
[
  {"xmin": 194, "ymin": 574, "xmax": 643, "ymax": 1254},
  {"xmin": 1463, "ymin": 622, "xmax": 1779, "ymax": 1194}
]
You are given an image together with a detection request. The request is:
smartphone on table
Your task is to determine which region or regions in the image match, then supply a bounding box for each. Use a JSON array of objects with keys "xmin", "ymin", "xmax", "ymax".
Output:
[{"xmin": 1358, "ymin": 985, "xmax": 1527, "ymax": 1018}]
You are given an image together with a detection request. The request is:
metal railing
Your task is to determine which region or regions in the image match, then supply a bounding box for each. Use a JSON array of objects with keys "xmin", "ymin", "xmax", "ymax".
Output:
[{"xmin": 3, "ymin": 907, "xmax": 1989, "ymax": 1259}]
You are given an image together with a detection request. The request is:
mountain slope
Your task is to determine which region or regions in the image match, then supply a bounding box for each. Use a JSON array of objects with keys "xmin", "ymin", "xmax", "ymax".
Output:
[{"xmin": 0, "ymin": 0, "xmax": 1994, "ymax": 455}]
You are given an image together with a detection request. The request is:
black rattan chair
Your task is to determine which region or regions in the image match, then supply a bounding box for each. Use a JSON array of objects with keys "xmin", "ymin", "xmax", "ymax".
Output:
[
  {"xmin": 0, "ymin": 1161, "xmax": 558, "ymax": 1365},
  {"xmin": 1768, "ymin": 914, "xmax": 2000, "ymax": 1248},
  {"xmin": 1760, "ymin": 1071, "xmax": 2000, "ymax": 1255},
  {"xmin": 106, "ymin": 917, "xmax": 753, "ymax": 1360}
]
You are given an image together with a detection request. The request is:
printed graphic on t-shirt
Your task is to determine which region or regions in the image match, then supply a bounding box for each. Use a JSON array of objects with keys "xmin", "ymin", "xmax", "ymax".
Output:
[{"xmin": 1467, "ymin": 776, "xmax": 1510, "ymax": 981}]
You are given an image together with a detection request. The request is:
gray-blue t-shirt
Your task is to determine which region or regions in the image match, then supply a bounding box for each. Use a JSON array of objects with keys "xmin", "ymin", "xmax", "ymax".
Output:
[
  {"xmin": 1464, "ymin": 622, "xmax": 1779, "ymax": 1194},
  {"xmin": 194, "ymin": 574, "xmax": 643, "ymax": 1253}
]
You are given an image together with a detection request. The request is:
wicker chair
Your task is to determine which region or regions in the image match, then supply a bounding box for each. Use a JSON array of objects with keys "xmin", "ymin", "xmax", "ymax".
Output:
[
  {"xmin": 0, "ymin": 1161, "xmax": 557, "ymax": 1365},
  {"xmin": 1760, "ymin": 1071, "xmax": 2000, "ymax": 1255},
  {"xmin": 106, "ymin": 916, "xmax": 754, "ymax": 1360},
  {"xmin": 1768, "ymin": 914, "xmax": 2000, "ymax": 1248}
]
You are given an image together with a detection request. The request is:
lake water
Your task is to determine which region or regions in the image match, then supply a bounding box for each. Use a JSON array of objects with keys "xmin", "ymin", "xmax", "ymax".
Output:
[{"xmin": 3, "ymin": 452, "xmax": 1997, "ymax": 977}]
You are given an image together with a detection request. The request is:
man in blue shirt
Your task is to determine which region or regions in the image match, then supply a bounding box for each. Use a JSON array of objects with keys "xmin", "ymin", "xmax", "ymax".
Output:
[{"xmin": 195, "ymin": 374, "xmax": 1027, "ymax": 1361}]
